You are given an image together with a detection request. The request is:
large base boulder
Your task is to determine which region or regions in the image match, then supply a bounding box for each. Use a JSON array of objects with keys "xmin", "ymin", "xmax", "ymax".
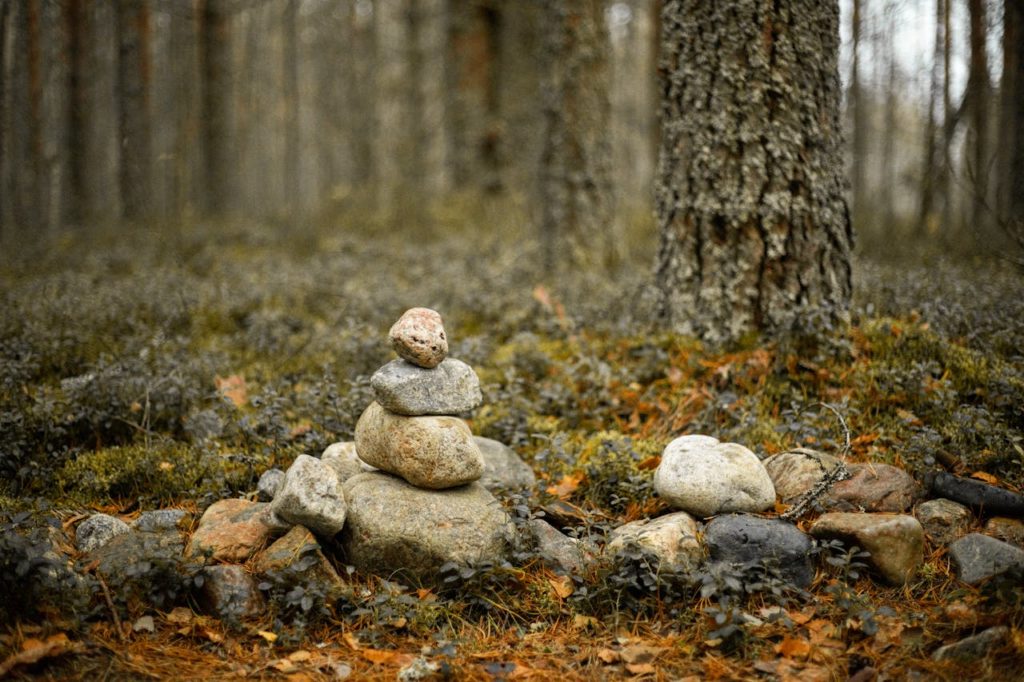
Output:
[{"xmin": 340, "ymin": 472, "xmax": 511, "ymax": 583}]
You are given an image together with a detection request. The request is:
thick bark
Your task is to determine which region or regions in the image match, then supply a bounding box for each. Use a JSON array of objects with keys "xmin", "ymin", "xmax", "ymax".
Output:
[
  {"xmin": 200, "ymin": 0, "xmax": 231, "ymax": 215},
  {"xmin": 1001, "ymin": 0, "xmax": 1024, "ymax": 235},
  {"xmin": 538, "ymin": 0, "xmax": 612, "ymax": 268},
  {"xmin": 966, "ymin": 0, "xmax": 990, "ymax": 233},
  {"xmin": 654, "ymin": 0, "xmax": 853, "ymax": 344},
  {"xmin": 849, "ymin": 0, "xmax": 867, "ymax": 228},
  {"xmin": 115, "ymin": 0, "xmax": 152, "ymax": 220}
]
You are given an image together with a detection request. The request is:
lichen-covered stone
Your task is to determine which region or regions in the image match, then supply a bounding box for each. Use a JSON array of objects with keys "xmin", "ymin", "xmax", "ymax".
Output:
[
  {"xmin": 529, "ymin": 519, "xmax": 593, "ymax": 574},
  {"xmin": 186, "ymin": 499, "xmax": 274, "ymax": 562},
  {"xmin": 76, "ymin": 513, "xmax": 131, "ymax": 553},
  {"xmin": 199, "ymin": 564, "xmax": 262, "ymax": 619},
  {"xmin": 824, "ymin": 463, "xmax": 919, "ymax": 512},
  {"xmin": 915, "ymin": 498, "xmax": 972, "ymax": 546},
  {"xmin": 932, "ymin": 626, "xmax": 1010, "ymax": 661},
  {"xmin": 131, "ymin": 509, "xmax": 188, "ymax": 533},
  {"xmin": 810, "ymin": 512, "xmax": 924, "ymax": 585},
  {"xmin": 653, "ymin": 435, "xmax": 775, "ymax": 518},
  {"xmin": 340, "ymin": 472, "xmax": 511, "ymax": 582},
  {"xmin": 984, "ymin": 517, "xmax": 1024, "ymax": 548},
  {"xmin": 269, "ymin": 455, "xmax": 347, "ymax": 537},
  {"xmin": 256, "ymin": 469, "xmax": 285, "ymax": 502},
  {"xmin": 605, "ymin": 512, "xmax": 702, "ymax": 575},
  {"xmin": 389, "ymin": 307, "xmax": 448, "ymax": 369},
  {"xmin": 354, "ymin": 402, "xmax": 483, "ymax": 489},
  {"xmin": 254, "ymin": 525, "xmax": 345, "ymax": 599},
  {"xmin": 371, "ymin": 358, "xmax": 482, "ymax": 416},
  {"xmin": 762, "ymin": 448, "xmax": 843, "ymax": 502},
  {"xmin": 321, "ymin": 441, "xmax": 375, "ymax": 482}
]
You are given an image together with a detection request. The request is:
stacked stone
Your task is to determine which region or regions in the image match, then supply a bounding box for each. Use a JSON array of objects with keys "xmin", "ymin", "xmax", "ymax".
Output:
[
  {"xmin": 341, "ymin": 308, "xmax": 511, "ymax": 581},
  {"xmin": 355, "ymin": 307, "xmax": 485, "ymax": 488}
]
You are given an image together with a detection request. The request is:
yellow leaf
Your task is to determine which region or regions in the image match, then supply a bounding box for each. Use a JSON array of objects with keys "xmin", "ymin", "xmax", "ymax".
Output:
[
  {"xmin": 626, "ymin": 662, "xmax": 656, "ymax": 675},
  {"xmin": 288, "ymin": 650, "xmax": 312, "ymax": 662},
  {"xmin": 775, "ymin": 636, "xmax": 811, "ymax": 658},
  {"xmin": 548, "ymin": 575, "xmax": 574, "ymax": 600},
  {"xmin": 596, "ymin": 648, "xmax": 619, "ymax": 664},
  {"xmin": 546, "ymin": 472, "xmax": 584, "ymax": 499},
  {"xmin": 970, "ymin": 471, "xmax": 1000, "ymax": 485},
  {"xmin": 257, "ymin": 630, "xmax": 278, "ymax": 643}
]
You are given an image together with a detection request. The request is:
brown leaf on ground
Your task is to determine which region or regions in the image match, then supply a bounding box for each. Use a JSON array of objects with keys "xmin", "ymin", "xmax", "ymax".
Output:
[
  {"xmin": 625, "ymin": 662, "xmax": 657, "ymax": 675},
  {"xmin": 548, "ymin": 575, "xmax": 574, "ymax": 600},
  {"xmin": 970, "ymin": 471, "xmax": 999, "ymax": 485},
  {"xmin": 546, "ymin": 472, "xmax": 584, "ymax": 499},
  {"xmin": 215, "ymin": 374, "xmax": 247, "ymax": 407},
  {"xmin": 620, "ymin": 644, "xmax": 666, "ymax": 664},
  {"xmin": 775, "ymin": 637, "xmax": 811, "ymax": 659},
  {"xmin": 596, "ymin": 648, "xmax": 620, "ymax": 664},
  {"xmin": 0, "ymin": 633, "xmax": 85, "ymax": 677}
]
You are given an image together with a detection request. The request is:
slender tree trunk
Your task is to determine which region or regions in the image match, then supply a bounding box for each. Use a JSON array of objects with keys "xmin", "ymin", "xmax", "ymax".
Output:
[
  {"xmin": 0, "ymin": 0, "xmax": 9, "ymax": 238},
  {"xmin": 539, "ymin": 0, "xmax": 612, "ymax": 269},
  {"xmin": 879, "ymin": 2, "xmax": 897, "ymax": 230},
  {"xmin": 63, "ymin": 0, "xmax": 87, "ymax": 226},
  {"xmin": 373, "ymin": 0, "xmax": 410, "ymax": 212},
  {"xmin": 116, "ymin": 0, "xmax": 152, "ymax": 220},
  {"xmin": 282, "ymin": 0, "xmax": 299, "ymax": 217},
  {"xmin": 654, "ymin": 0, "xmax": 853, "ymax": 344},
  {"xmin": 849, "ymin": 0, "xmax": 867, "ymax": 229},
  {"xmin": 916, "ymin": 0, "xmax": 944, "ymax": 236},
  {"xmin": 967, "ymin": 0, "xmax": 990, "ymax": 234},
  {"xmin": 940, "ymin": 0, "xmax": 953, "ymax": 234},
  {"xmin": 1000, "ymin": 0, "xmax": 1024, "ymax": 234},
  {"xmin": 200, "ymin": 0, "xmax": 230, "ymax": 215},
  {"xmin": 409, "ymin": 0, "xmax": 449, "ymax": 197}
]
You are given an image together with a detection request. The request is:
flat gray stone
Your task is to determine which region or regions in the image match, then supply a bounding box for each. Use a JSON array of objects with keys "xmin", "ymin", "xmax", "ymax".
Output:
[
  {"xmin": 340, "ymin": 472, "xmax": 511, "ymax": 583},
  {"xmin": 76, "ymin": 513, "xmax": 131, "ymax": 553},
  {"xmin": 932, "ymin": 626, "xmax": 1010, "ymax": 661},
  {"xmin": 915, "ymin": 498, "xmax": 972, "ymax": 546},
  {"xmin": 131, "ymin": 509, "xmax": 188, "ymax": 533},
  {"xmin": 605, "ymin": 512, "xmax": 702, "ymax": 575},
  {"xmin": 654, "ymin": 435, "xmax": 775, "ymax": 518},
  {"xmin": 354, "ymin": 402, "xmax": 483, "ymax": 489},
  {"xmin": 321, "ymin": 441, "xmax": 375, "ymax": 482},
  {"xmin": 529, "ymin": 519, "xmax": 593, "ymax": 574},
  {"xmin": 371, "ymin": 358, "xmax": 482, "ymax": 416},
  {"xmin": 948, "ymin": 533, "xmax": 1024, "ymax": 584},
  {"xmin": 256, "ymin": 469, "xmax": 285, "ymax": 502},
  {"xmin": 270, "ymin": 455, "xmax": 347, "ymax": 537},
  {"xmin": 704, "ymin": 514, "xmax": 815, "ymax": 588},
  {"xmin": 476, "ymin": 437, "xmax": 536, "ymax": 492}
]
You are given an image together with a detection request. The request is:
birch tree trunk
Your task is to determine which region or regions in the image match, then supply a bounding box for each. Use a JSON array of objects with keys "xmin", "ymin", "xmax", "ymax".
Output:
[
  {"xmin": 654, "ymin": 0, "xmax": 853, "ymax": 344},
  {"xmin": 538, "ymin": 0, "xmax": 612, "ymax": 269}
]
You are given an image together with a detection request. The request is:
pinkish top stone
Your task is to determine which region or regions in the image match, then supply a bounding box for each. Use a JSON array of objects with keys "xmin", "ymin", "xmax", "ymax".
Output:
[{"xmin": 388, "ymin": 308, "xmax": 448, "ymax": 369}]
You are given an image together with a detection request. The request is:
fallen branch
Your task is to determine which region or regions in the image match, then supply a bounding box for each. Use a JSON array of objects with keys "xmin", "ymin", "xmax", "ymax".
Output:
[{"xmin": 780, "ymin": 403, "xmax": 853, "ymax": 522}]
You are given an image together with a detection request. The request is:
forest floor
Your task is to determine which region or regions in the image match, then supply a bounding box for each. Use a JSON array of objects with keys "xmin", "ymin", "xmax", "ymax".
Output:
[{"xmin": 1, "ymin": 210, "xmax": 1023, "ymax": 680}]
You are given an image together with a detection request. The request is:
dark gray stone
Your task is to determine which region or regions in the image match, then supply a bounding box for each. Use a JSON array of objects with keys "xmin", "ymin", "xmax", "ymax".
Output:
[
  {"xmin": 270, "ymin": 455, "xmax": 347, "ymax": 537},
  {"xmin": 476, "ymin": 437, "xmax": 536, "ymax": 493},
  {"xmin": 370, "ymin": 358, "xmax": 482, "ymax": 416},
  {"xmin": 932, "ymin": 626, "xmax": 1010, "ymax": 661},
  {"xmin": 704, "ymin": 514, "xmax": 815, "ymax": 588},
  {"xmin": 200, "ymin": 564, "xmax": 262, "ymax": 619},
  {"xmin": 948, "ymin": 533, "xmax": 1024, "ymax": 584},
  {"xmin": 528, "ymin": 519, "xmax": 593, "ymax": 574},
  {"xmin": 929, "ymin": 472, "xmax": 1024, "ymax": 517},
  {"xmin": 86, "ymin": 529, "xmax": 190, "ymax": 598},
  {"xmin": 257, "ymin": 468, "xmax": 285, "ymax": 502},
  {"xmin": 915, "ymin": 498, "xmax": 973, "ymax": 546},
  {"xmin": 76, "ymin": 513, "xmax": 131, "ymax": 553},
  {"xmin": 131, "ymin": 509, "xmax": 188, "ymax": 533}
]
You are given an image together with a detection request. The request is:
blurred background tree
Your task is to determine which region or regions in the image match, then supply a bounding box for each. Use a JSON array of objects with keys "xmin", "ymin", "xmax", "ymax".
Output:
[{"xmin": 0, "ymin": 0, "xmax": 1020, "ymax": 265}]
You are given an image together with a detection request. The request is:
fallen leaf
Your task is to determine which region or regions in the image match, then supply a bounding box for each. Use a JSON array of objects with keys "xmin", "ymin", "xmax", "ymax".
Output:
[
  {"xmin": 596, "ymin": 648, "xmax": 620, "ymax": 664},
  {"xmin": 257, "ymin": 630, "xmax": 278, "ymax": 643},
  {"xmin": 343, "ymin": 632, "xmax": 360, "ymax": 650},
  {"xmin": 215, "ymin": 374, "xmax": 248, "ymax": 407},
  {"xmin": 202, "ymin": 627, "xmax": 223, "ymax": 643},
  {"xmin": 361, "ymin": 649, "xmax": 414, "ymax": 666},
  {"xmin": 548, "ymin": 575, "xmax": 574, "ymax": 600},
  {"xmin": 165, "ymin": 607, "xmax": 193, "ymax": 624},
  {"xmin": 572, "ymin": 614, "xmax": 599, "ymax": 631},
  {"xmin": 546, "ymin": 472, "xmax": 584, "ymax": 499},
  {"xmin": 273, "ymin": 659, "xmax": 298, "ymax": 673},
  {"xmin": 0, "ymin": 634, "xmax": 85, "ymax": 677},
  {"xmin": 775, "ymin": 637, "xmax": 811, "ymax": 658},
  {"xmin": 625, "ymin": 662, "xmax": 656, "ymax": 675},
  {"xmin": 970, "ymin": 471, "xmax": 1000, "ymax": 485},
  {"xmin": 620, "ymin": 645, "xmax": 666, "ymax": 664},
  {"xmin": 637, "ymin": 456, "xmax": 661, "ymax": 471},
  {"xmin": 289, "ymin": 650, "xmax": 313, "ymax": 662},
  {"xmin": 416, "ymin": 588, "xmax": 434, "ymax": 601}
]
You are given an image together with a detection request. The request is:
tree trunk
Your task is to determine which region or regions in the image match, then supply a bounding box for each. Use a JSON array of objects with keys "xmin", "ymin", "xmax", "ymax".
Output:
[
  {"xmin": 372, "ymin": 0, "xmax": 411, "ymax": 211},
  {"xmin": 1000, "ymin": 0, "xmax": 1024, "ymax": 235},
  {"xmin": 63, "ymin": 0, "xmax": 87, "ymax": 225},
  {"xmin": 966, "ymin": 0, "xmax": 990, "ymax": 234},
  {"xmin": 849, "ymin": 0, "xmax": 867, "ymax": 230},
  {"xmin": 116, "ymin": 0, "xmax": 152, "ymax": 220},
  {"xmin": 940, "ymin": 0, "xmax": 953, "ymax": 234},
  {"xmin": 410, "ymin": 0, "xmax": 449, "ymax": 197},
  {"xmin": 538, "ymin": 0, "xmax": 612, "ymax": 269},
  {"xmin": 282, "ymin": 0, "xmax": 300, "ymax": 217},
  {"xmin": 916, "ymin": 0, "xmax": 944, "ymax": 237},
  {"xmin": 200, "ymin": 0, "xmax": 231, "ymax": 215},
  {"xmin": 878, "ymin": 2, "xmax": 897, "ymax": 230},
  {"xmin": 0, "ymin": 0, "xmax": 9, "ymax": 237},
  {"xmin": 654, "ymin": 0, "xmax": 853, "ymax": 344}
]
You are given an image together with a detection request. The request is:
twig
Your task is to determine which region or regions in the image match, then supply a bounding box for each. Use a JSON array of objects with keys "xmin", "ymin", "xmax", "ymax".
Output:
[
  {"xmin": 780, "ymin": 403, "xmax": 853, "ymax": 522},
  {"xmin": 94, "ymin": 572, "xmax": 125, "ymax": 642}
]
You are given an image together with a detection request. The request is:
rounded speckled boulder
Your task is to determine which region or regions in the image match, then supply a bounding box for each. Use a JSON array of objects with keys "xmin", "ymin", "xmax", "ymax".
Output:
[{"xmin": 389, "ymin": 307, "xmax": 448, "ymax": 369}]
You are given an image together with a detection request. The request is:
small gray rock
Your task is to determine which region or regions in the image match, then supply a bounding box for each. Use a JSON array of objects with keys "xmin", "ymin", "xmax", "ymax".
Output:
[
  {"xmin": 984, "ymin": 517, "xmax": 1024, "ymax": 548},
  {"xmin": 948, "ymin": 533, "xmax": 1024, "ymax": 584},
  {"xmin": 257, "ymin": 468, "xmax": 285, "ymax": 502},
  {"xmin": 763, "ymin": 448, "xmax": 843, "ymax": 503},
  {"xmin": 200, "ymin": 564, "xmax": 262, "ymax": 619},
  {"xmin": 704, "ymin": 514, "xmax": 815, "ymax": 588},
  {"xmin": 270, "ymin": 455, "xmax": 347, "ymax": 537},
  {"xmin": 131, "ymin": 509, "xmax": 188, "ymax": 533},
  {"xmin": 529, "ymin": 519, "xmax": 593, "ymax": 574},
  {"xmin": 605, "ymin": 512, "xmax": 702, "ymax": 575},
  {"xmin": 371, "ymin": 358, "xmax": 482, "ymax": 416},
  {"xmin": 321, "ymin": 442, "xmax": 375, "ymax": 482},
  {"xmin": 389, "ymin": 307, "xmax": 448, "ymax": 369},
  {"xmin": 654, "ymin": 435, "xmax": 775, "ymax": 518},
  {"xmin": 76, "ymin": 513, "xmax": 131, "ymax": 553},
  {"xmin": 340, "ymin": 472, "xmax": 511, "ymax": 582},
  {"xmin": 932, "ymin": 626, "xmax": 1010, "ymax": 661},
  {"xmin": 915, "ymin": 498, "xmax": 972, "ymax": 546},
  {"xmin": 476, "ymin": 437, "xmax": 536, "ymax": 493},
  {"xmin": 354, "ymin": 402, "xmax": 483, "ymax": 489}
]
